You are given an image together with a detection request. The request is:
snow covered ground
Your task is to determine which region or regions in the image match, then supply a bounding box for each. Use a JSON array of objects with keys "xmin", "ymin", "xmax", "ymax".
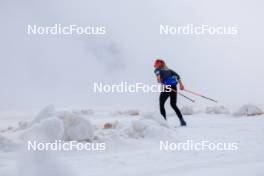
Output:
[{"xmin": 0, "ymin": 105, "xmax": 264, "ymax": 176}]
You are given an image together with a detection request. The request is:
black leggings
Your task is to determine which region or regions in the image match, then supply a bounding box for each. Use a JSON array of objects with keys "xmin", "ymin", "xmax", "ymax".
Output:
[{"xmin": 159, "ymin": 87, "xmax": 184, "ymax": 121}]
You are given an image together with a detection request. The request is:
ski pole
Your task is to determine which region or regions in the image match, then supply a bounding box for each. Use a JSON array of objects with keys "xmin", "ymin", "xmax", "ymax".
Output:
[
  {"xmin": 178, "ymin": 92, "xmax": 195, "ymax": 103},
  {"xmin": 183, "ymin": 89, "xmax": 217, "ymax": 103},
  {"xmin": 169, "ymin": 88, "xmax": 195, "ymax": 103}
]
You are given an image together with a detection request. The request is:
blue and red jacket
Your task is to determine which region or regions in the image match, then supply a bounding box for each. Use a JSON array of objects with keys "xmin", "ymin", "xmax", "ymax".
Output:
[{"xmin": 154, "ymin": 68, "xmax": 181, "ymax": 86}]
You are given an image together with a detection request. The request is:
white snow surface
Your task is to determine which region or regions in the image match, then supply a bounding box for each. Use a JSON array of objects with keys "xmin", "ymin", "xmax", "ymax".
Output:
[
  {"xmin": 0, "ymin": 135, "xmax": 18, "ymax": 152},
  {"xmin": 0, "ymin": 105, "xmax": 264, "ymax": 176},
  {"xmin": 180, "ymin": 106, "xmax": 194, "ymax": 115}
]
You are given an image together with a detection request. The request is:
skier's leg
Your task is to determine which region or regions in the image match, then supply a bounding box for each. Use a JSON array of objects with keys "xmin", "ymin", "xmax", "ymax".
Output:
[
  {"xmin": 159, "ymin": 92, "xmax": 170, "ymax": 120},
  {"xmin": 170, "ymin": 90, "xmax": 187, "ymax": 126}
]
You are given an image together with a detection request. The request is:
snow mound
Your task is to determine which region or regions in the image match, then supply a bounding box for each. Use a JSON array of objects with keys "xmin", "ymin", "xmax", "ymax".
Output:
[
  {"xmin": 19, "ymin": 105, "xmax": 94, "ymax": 142},
  {"xmin": 95, "ymin": 113, "xmax": 172, "ymax": 141},
  {"xmin": 31, "ymin": 105, "xmax": 56, "ymax": 125},
  {"xmin": 180, "ymin": 106, "xmax": 194, "ymax": 115},
  {"xmin": 58, "ymin": 112, "xmax": 94, "ymax": 141},
  {"xmin": 140, "ymin": 112, "xmax": 168, "ymax": 127},
  {"xmin": 206, "ymin": 106, "xmax": 230, "ymax": 114},
  {"xmin": 234, "ymin": 104, "xmax": 263, "ymax": 116},
  {"xmin": 130, "ymin": 120, "xmax": 158, "ymax": 138},
  {"xmin": 97, "ymin": 118, "xmax": 170, "ymax": 140},
  {"xmin": 123, "ymin": 112, "xmax": 170, "ymax": 138},
  {"xmin": 0, "ymin": 135, "xmax": 19, "ymax": 152},
  {"xmin": 20, "ymin": 117, "xmax": 64, "ymax": 142}
]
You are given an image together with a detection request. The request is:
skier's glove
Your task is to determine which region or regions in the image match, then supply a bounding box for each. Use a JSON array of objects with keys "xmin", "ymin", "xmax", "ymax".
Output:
[{"xmin": 179, "ymin": 81, "xmax": 185, "ymax": 90}]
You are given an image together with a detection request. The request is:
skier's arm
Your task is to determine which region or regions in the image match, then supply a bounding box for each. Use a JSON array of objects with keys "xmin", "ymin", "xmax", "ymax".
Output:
[
  {"xmin": 156, "ymin": 75, "xmax": 162, "ymax": 83},
  {"xmin": 170, "ymin": 70, "xmax": 181, "ymax": 80},
  {"xmin": 154, "ymin": 69, "xmax": 162, "ymax": 84},
  {"xmin": 171, "ymin": 70, "xmax": 185, "ymax": 90},
  {"xmin": 178, "ymin": 80, "xmax": 185, "ymax": 90}
]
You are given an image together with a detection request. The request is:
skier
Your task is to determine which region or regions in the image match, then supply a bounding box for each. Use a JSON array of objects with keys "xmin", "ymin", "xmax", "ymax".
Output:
[{"xmin": 154, "ymin": 59, "xmax": 187, "ymax": 126}]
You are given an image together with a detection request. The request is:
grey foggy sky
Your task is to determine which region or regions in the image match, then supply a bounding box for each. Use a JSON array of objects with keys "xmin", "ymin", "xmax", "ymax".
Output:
[{"xmin": 0, "ymin": 0, "xmax": 263, "ymax": 110}]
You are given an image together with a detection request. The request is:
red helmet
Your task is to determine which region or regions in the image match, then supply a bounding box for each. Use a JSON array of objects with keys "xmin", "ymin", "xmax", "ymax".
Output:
[{"xmin": 154, "ymin": 59, "xmax": 163, "ymax": 68}]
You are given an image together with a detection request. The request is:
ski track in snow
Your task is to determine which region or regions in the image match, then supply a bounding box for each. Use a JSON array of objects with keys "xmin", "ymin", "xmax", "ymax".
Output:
[{"xmin": 0, "ymin": 110, "xmax": 264, "ymax": 176}]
